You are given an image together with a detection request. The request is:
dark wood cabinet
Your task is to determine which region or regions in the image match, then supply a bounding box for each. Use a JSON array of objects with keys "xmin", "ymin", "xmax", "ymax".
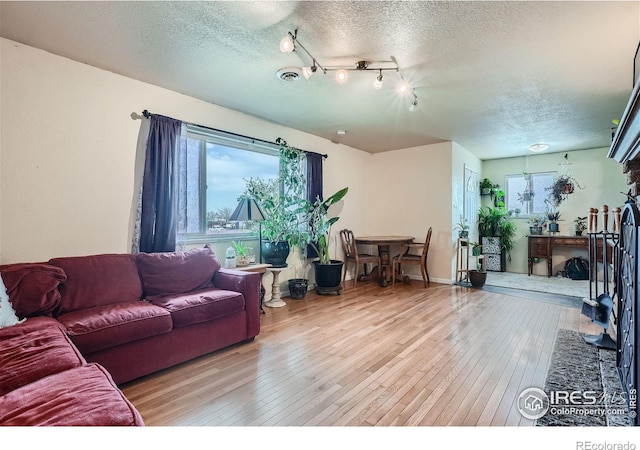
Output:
[{"xmin": 527, "ymin": 235, "xmax": 588, "ymax": 277}]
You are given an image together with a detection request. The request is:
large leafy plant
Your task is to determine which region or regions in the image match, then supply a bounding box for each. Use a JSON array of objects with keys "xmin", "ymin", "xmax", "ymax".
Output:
[
  {"xmin": 303, "ymin": 187, "xmax": 349, "ymax": 264},
  {"xmin": 477, "ymin": 206, "xmax": 517, "ymax": 261},
  {"xmin": 243, "ymin": 138, "xmax": 308, "ymax": 245}
]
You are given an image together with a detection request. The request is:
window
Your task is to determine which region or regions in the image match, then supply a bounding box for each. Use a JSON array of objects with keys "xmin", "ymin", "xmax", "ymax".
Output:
[
  {"xmin": 181, "ymin": 126, "xmax": 280, "ymax": 241},
  {"xmin": 505, "ymin": 172, "xmax": 556, "ymax": 216}
]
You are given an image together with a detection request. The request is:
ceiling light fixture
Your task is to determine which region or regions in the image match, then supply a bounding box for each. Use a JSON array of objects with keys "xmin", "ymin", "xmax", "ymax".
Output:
[
  {"xmin": 302, "ymin": 63, "xmax": 317, "ymax": 80},
  {"xmin": 529, "ymin": 143, "xmax": 550, "ymax": 153},
  {"xmin": 278, "ymin": 29, "xmax": 417, "ymax": 107},
  {"xmin": 409, "ymin": 97, "xmax": 418, "ymax": 112},
  {"xmin": 373, "ymin": 70, "xmax": 383, "ymax": 89},
  {"xmin": 279, "ymin": 34, "xmax": 295, "ymax": 53}
]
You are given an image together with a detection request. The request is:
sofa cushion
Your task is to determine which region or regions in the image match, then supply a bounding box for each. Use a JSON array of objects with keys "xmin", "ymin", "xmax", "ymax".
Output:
[
  {"xmin": 0, "ymin": 318, "xmax": 85, "ymax": 396},
  {"xmin": 0, "ymin": 363, "xmax": 144, "ymax": 426},
  {"xmin": 49, "ymin": 254, "xmax": 143, "ymax": 315},
  {"xmin": 0, "ymin": 263, "xmax": 66, "ymax": 318},
  {"xmin": 137, "ymin": 245, "xmax": 221, "ymax": 296},
  {"xmin": 57, "ymin": 301, "xmax": 172, "ymax": 354},
  {"xmin": 148, "ymin": 288, "xmax": 244, "ymax": 328}
]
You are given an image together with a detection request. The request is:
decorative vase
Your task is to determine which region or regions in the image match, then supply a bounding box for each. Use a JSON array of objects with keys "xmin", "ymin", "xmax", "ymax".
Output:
[
  {"xmin": 548, "ymin": 222, "xmax": 559, "ymax": 233},
  {"xmin": 288, "ymin": 278, "xmax": 309, "ymax": 299},
  {"xmin": 459, "ymin": 230, "xmax": 469, "ymax": 239},
  {"xmin": 313, "ymin": 260, "xmax": 344, "ymax": 295},
  {"xmin": 261, "ymin": 241, "xmax": 290, "ymax": 267}
]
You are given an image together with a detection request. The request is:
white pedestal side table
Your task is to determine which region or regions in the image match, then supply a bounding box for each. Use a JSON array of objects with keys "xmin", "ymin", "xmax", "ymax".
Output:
[{"xmin": 264, "ymin": 266, "xmax": 286, "ymax": 308}]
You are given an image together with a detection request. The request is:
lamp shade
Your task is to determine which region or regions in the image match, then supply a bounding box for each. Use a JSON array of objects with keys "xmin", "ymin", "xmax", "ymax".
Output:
[{"xmin": 229, "ymin": 198, "xmax": 266, "ymax": 222}]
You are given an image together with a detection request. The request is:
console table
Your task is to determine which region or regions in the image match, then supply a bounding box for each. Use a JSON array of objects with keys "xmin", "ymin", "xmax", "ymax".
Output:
[{"xmin": 527, "ymin": 235, "xmax": 588, "ymax": 277}]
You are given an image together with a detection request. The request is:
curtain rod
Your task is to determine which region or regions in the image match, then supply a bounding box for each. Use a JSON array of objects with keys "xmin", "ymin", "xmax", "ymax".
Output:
[{"xmin": 141, "ymin": 110, "xmax": 328, "ymax": 159}]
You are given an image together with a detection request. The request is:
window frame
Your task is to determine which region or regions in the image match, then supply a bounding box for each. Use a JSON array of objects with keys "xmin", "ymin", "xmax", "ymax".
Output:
[
  {"xmin": 504, "ymin": 171, "xmax": 557, "ymax": 218},
  {"xmin": 182, "ymin": 125, "xmax": 281, "ymax": 244}
]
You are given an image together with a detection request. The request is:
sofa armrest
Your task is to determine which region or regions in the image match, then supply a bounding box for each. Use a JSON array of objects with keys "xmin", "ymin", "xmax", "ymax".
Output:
[{"xmin": 213, "ymin": 269, "xmax": 261, "ymax": 338}]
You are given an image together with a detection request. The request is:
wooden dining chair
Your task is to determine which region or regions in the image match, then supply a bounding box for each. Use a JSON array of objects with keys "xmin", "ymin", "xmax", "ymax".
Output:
[
  {"xmin": 392, "ymin": 227, "xmax": 432, "ymax": 287},
  {"xmin": 339, "ymin": 229, "xmax": 381, "ymax": 283}
]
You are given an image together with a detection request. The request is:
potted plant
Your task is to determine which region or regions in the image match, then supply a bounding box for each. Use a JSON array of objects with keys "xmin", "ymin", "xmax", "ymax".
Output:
[
  {"xmin": 232, "ymin": 241, "xmax": 248, "ymax": 266},
  {"xmin": 546, "ymin": 174, "xmax": 582, "ymax": 207},
  {"xmin": 454, "ymin": 217, "xmax": 470, "ymax": 239},
  {"xmin": 479, "ymin": 178, "xmax": 497, "ymax": 196},
  {"xmin": 574, "ymin": 216, "xmax": 587, "ymax": 236},
  {"xmin": 528, "ymin": 214, "xmax": 546, "ymax": 235},
  {"xmin": 302, "ymin": 187, "xmax": 349, "ymax": 294},
  {"xmin": 545, "ymin": 201, "xmax": 561, "ymax": 233},
  {"xmin": 476, "ymin": 206, "xmax": 517, "ymax": 270},
  {"xmin": 468, "ymin": 244, "xmax": 486, "ymax": 288}
]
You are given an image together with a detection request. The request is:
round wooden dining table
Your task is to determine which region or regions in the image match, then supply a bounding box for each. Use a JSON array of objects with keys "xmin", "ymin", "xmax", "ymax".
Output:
[{"xmin": 354, "ymin": 235, "xmax": 414, "ymax": 286}]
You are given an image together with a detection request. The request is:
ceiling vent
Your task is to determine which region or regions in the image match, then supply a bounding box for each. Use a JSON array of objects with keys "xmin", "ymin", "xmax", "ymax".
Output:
[{"xmin": 276, "ymin": 67, "xmax": 302, "ymax": 82}]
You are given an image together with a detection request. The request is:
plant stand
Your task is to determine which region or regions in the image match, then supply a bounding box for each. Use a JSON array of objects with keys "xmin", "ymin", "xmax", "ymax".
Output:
[
  {"xmin": 456, "ymin": 238, "xmax": 470, "ymax": 283},
  {"xmin": 264, "ymin": 267, "xmax": 287, "ymax": 308}
]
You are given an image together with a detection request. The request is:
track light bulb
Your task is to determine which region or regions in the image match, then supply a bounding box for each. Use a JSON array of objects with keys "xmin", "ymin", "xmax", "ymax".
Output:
[
  {"xmin": 398, "ymin": 82, "xmax": 409, "ymax": 94},
  {"xmin": 279, "ymin": 34, "xmax": 294, "ymax": 52},
  {"xmin": 336, "ymin": 69, "xmax": 348, "ymax": 83},
  {"xmin": 302, "ymin": 65, "xmax": 317, "ymax": 79},
  {"xmin": 373, "ymin": 72, "xmax": 383, "ymax": 89}
]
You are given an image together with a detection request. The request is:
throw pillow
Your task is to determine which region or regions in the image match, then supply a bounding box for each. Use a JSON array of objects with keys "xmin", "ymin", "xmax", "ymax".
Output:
[
  {"xmin": 137, "ymin": 245, "xmax": 221, "ymax": 296},
  {"xmin": 0, "ymin": 273, "xmax": 25, "ymax": 328}
]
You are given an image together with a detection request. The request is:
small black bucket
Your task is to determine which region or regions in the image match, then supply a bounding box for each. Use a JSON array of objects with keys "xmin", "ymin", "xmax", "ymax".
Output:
[{"xmin": 288, "ymin": 278, "xmax": 309, "ymax": 299}]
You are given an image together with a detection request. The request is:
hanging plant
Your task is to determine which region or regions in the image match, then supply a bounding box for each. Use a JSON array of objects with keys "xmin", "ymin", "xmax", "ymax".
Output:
[{"xmin": 546, "ymin": 175, "xmax": 582, "ymax": 207}]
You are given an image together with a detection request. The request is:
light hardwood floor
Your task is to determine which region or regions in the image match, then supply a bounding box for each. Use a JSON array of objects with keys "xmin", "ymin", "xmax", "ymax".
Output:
[{"xmin": 121, "ymin": 280, "xmax": 601, "ymax": 426}]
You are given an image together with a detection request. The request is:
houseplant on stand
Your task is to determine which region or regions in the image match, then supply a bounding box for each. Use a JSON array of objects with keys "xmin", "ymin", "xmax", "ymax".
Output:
[
  {"xmin": 574, "ymin": 216, "xmax": 587, "ymax": 236},
  {"xmin": 303, "ymin": 187, "xmax": 349, "ymax": 295},
  {"xmin": 454, "ymin": 217, "xmax": 470, "ymax": 239},
  {"xmin": 528, "ymin": 215, "xmax": 546, "ymax": 235},
  {"xmin": 476, "ymin": 206, "xmax": 517, "ymax": 271}
]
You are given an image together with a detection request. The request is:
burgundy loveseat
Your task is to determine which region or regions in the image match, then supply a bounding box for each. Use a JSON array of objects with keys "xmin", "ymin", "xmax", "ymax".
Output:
[{"xmin": 0, "ymin": 246, "xmax": 261, "ymax": 425}]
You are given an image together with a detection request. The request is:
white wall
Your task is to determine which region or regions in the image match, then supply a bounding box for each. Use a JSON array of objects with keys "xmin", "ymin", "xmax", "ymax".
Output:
[
  {"xmin": 0, "ymin": 38, "xmax": 374, "ymax": 298},
  {"xmin": 482, "ymin": 148, "xmax": 628, "ymax": 275},
  {"xmin": 365, "ymin": 142, "xmax": 452, "ymax": 283}
]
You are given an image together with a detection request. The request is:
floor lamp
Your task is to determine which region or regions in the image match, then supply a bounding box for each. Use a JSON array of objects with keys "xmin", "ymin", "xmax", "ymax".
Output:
[{"xmin": 229, "ymin": 197, "xmax": 266, "ymax": 263}]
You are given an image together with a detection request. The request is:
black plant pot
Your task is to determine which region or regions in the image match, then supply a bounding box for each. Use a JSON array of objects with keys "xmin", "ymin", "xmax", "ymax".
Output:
[
  {"xmin": 261, "ymin": 241, "xmax": 290, "ymax": 267},
  {"xmin": 313, "ymin": 260, "xmax": 344, "ymax": 295},
  {"xmin": 288, "ymin": 278, "xmax": 309, "ymax": 299},
  {"xmin": 468, "ymin": 270, "xmax": 487, "ymax": 288}
]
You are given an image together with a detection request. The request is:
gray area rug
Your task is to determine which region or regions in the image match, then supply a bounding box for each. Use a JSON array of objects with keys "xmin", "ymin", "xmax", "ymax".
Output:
[
  {"xmin": 485, "ymin": 272, "xmax": 590, "ymax": 299},
  {"xmin": 536, "ymin": 329, "xmax": 631, "ymax": 426}
]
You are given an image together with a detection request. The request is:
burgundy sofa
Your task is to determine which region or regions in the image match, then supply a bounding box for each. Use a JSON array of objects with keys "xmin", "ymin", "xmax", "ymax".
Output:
[{"xmin": 0, "ymin": 246, "xmax": 261, "ymax": 425}]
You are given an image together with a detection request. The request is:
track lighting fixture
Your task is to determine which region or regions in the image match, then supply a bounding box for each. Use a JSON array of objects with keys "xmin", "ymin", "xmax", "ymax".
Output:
[{"xmin": 277, "ymin": 29, "xmax": 418, "ymax": 106}]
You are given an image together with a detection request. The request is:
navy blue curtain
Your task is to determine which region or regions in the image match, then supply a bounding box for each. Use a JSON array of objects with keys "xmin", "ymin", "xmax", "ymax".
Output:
[
  {"xmin": 306, "ymin": 152, "xmax": 323, "ymax": 258},
  {"xmin": 140, "ymin": 114, "xmax": 182, "ymax": 253}
]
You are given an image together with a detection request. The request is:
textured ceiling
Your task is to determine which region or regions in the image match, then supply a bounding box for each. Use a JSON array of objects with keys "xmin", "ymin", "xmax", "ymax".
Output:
[{"xmin": 0, "ymin": 1, "xmax": 638, "ymax": 159}]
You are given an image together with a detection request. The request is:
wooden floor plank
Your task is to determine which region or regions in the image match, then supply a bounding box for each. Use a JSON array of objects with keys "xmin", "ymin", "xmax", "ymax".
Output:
[{"xmin": 121, "ymin": 279, "xmax": 600, "ymax": 426}]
